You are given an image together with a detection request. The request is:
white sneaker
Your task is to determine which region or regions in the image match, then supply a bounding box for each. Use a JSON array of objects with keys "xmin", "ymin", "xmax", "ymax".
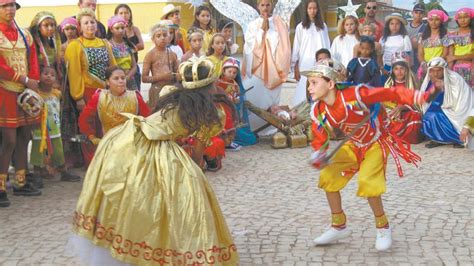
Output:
[
  {"xmin": 375, "ymin": 227, "xmax": 392, "ymax": 251},
  {"xmin": 313, "ymin": 226, "xmax": 351, "ymax": 245}
]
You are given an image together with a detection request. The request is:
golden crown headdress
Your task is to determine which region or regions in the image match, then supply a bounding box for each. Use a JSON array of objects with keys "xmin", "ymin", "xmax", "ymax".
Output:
[{"xmin": 179, "ymin": 55, "xmax": 216, "ymax": 89}]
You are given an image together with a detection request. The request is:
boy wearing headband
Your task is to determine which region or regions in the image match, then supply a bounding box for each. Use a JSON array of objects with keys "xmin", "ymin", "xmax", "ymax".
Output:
[{"xmin": 305, "ymin": 60, "xmax": 439, "ymax": 250}]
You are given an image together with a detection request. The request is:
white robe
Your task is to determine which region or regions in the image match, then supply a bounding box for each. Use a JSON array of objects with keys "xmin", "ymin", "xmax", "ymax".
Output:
[
  {"xmin": 420, "ymin": 66, "xmax": 473, "ymax": 133},
  {"xmin": 291, "ymin": 22, "xmax": 330, "ymax": 106},
  {"xmin": 330, "ymin": 34, "xmax": 359, "ymax": 67},
  {"xmin": 243, "ymin": 16, "xmax": 287, "ymax": 135}
]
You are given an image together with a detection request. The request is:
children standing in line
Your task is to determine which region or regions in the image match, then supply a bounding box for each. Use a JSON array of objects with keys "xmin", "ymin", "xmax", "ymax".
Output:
[
  {"xmin": 181, "ymin": 28, "xmax": 204, "ymax": 62},
  {"xmin": 191, "ymin": 5, "xmax": 215, "ymax": 54},
  {"xmin": 330, "ymin": 15, "xmax": 360, "ymax": 67},
  {"xmin": 106, "ymin": 15, "xmax": 138, "ymax": 91},
  {"xmin": 292, "ymin": 0, "xmax": 331, "ymax": 105},
  {"xmin": 30, "ymin": 66, "xmax": 81, "ymax": 188},
  {"xmin": 206, "ymin": 33, "xmax": 228, "ymax": 78},
  {"xmin": 448, "ymin": 8, "xmax": 474, "ymax": 88},
  {"xmin": 347, "ymin": 36, "xmax": 382, "ymax": 87},
  {"xmin": 142, "ymin": 23, "xmax": 179, "ymax": 108},
  {"xmin": 417, "ymin": 10, "xmax": 452, "ymax": 80}
]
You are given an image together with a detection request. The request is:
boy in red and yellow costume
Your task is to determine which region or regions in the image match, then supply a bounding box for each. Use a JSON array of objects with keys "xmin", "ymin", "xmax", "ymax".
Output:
[{"xmin": 304, "ymin": 60, "xmax": 440, "ymax": 251}]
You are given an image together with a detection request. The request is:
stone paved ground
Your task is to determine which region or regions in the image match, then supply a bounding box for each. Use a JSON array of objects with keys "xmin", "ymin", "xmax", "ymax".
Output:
[{"xmin": 0, "ymin": 83, "xmax": 473, "ymax": 265}]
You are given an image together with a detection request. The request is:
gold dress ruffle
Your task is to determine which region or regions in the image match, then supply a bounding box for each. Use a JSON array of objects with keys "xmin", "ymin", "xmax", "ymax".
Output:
[{"xmin": 72, "ymin": 109, "xmax": 239, "ymax": 265}]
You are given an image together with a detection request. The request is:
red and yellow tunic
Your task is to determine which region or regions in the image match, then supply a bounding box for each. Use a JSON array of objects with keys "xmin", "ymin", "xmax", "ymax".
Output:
[
  {"xmin": 311, "ymin": 85, "xmax": 427, "ymax": 196},
  {"xmin": 0, "ymin": 22, "xmax": 40, "ymax": 128},
  {"xmin": 79, "ymin": 89, "xmax": 150, "ymax": 138}
]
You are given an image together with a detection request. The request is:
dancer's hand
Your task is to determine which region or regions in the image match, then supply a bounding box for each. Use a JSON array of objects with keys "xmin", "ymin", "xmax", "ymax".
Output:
[
  {"xmin": 389, "ymin": 106, "xmax": 407, "ymax": 121},
  {"xmin": 310, "ymin": 151, "xmax": 328, "ymax": 169},
  {"xmin": 88, "ymin": 135, "xmax": 101, "ymax": 146}
]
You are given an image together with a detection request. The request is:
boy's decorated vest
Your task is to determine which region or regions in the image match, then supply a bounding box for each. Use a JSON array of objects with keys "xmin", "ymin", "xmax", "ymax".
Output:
[
  {"xmin": 97, "ymin": 90, "xmax": 138, "ymax": 133},
  {"xmin": 0, "ymin": 28, "xmax": 32, "ymax": 93}
]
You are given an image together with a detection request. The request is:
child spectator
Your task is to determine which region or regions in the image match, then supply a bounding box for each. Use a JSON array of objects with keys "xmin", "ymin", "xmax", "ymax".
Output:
[
  {"xmin": 207, "ymin": 33, "xmax": 228, "ymax": 77},
  {"xmin": 79, "ymin": 66, "xmax": 150, "ymax": 147},
  {"xmin": 448, "ymin": 8, "xmax": 474, "ymax": 88},
  {"xmin": 142, "ymin": 22, "xmax": 179, "ymax": 108},
  {"xmin": 380, "ymin": 13, "xmax": 412, "ymax": 82},
  {"xmin": 316, "ymin": 48, "xmax": 331, "ymax": 62},
  {"xmin": 191, "ymin": 5, "xmax": 215, "ymax": 54},
  {"xmin": 59, "ymin": 17, "xmax": 79, "ymax": 54},
  {"xmin": 30, "ymin": 66, "xmax": 81, "ymax": 188},
  {"xmin": 216, "ymin": 57, "xmax": 242, "ymax": 151},
  {"xmin": 292, "ymin": 0, "xmax": 331, "ymax": 105},
  {"xmin": 106, "ymin": 15, "xmax": 139, "ymax": 91},
  {"xmin": 29, "ymin": 12, "xmax": 62, "ymax": 77},
  {"xmin": 384, "ymin": 56, "xmax": 423, "ymax": 144},
  {"xmin": 163, "ymin": 20, "xmax": 184, "ymax": 62},
  {"xmin": 182, "ymin": 28, "xmax": 204, "ymax": 62},
  {"xmin": 347, "ymin": 36, "xmax": 382, "ymax": 86},
  {"xmin": 354, "ymin": 22, "xmax": 383, "ymax": 67},
  {"xmin": 417, "ymin": 10, "xmax": 452, "ymax": 80},
  {"xmin": 218, "ymin": 19, "xmax": 239, "ymax": 55},
  {"xmin": 331, "ymin": 15, "xmax": 360, "ymax": 67}
]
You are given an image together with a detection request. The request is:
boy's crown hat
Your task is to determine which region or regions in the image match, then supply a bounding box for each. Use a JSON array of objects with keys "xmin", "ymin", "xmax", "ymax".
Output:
[{"xmin": 301, "ymin": 59, "xmax": 346, "ymax": 82}]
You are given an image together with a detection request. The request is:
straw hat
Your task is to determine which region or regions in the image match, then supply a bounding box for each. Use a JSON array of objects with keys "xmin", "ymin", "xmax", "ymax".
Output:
[
  {"xmin": 385, "ymin": 13, "xmax": 407, "ymax": 25},
  {"xmin": 161, "ymin": 4, "xmax": 181, "ymax": 20}
]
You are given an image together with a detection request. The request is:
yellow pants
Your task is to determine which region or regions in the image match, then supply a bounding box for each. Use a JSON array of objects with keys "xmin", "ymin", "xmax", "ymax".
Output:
[{"xmin": 319, "ymin": 141, "xmax": 387, "ymax": 197}]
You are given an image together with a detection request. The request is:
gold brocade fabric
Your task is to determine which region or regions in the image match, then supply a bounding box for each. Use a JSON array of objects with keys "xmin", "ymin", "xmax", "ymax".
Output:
[
  {"xmin": 98, "ymin": 90, "xmax": 138, "ymax": 133},
  {"xmin": 72, "ymin": 109, "xmax": 239, "ymax": 265},
  {"xmin": 0, "ymin": 28, "xmax": 31, "ymax": 93}
]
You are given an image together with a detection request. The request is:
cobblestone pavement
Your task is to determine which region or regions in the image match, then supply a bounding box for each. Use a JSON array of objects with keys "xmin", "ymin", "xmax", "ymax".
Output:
[{"xmin": 1, "ymin": 84, "xmax": 473, "ymax": 265}]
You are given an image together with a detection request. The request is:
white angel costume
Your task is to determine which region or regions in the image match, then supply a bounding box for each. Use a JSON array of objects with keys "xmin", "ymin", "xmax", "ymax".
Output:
[
  {"xmin": 291, "ymin": 22, "xmax": 330, "ymax": 105},
  {"xmin": 330, "ymin": 34, "xmax": 359, "ymax": 67}
]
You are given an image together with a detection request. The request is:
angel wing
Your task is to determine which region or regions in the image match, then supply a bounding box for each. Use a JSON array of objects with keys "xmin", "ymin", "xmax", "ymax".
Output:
[
  {"xmin": 273, "ymin": 0, "xmax": 302, "ymax": 27},
  {"xmin": 209, "ymin": 0, "xmax": 259, "ymax": 38}
]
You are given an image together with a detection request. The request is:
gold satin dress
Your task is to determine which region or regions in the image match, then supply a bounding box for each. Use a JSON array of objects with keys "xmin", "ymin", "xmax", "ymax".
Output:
[{"xmin": 72, "ymin": 108, "xmax": 239, "ymax": 265}]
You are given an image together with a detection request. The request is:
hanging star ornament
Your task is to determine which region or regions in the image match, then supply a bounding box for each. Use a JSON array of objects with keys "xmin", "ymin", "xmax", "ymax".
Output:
[{"xmin": 338, "ymin": 0, "xmax": 361, "ymax": 18}]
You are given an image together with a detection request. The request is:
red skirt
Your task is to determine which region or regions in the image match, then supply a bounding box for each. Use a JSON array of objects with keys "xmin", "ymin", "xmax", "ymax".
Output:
[
  {"xmin": 0, "ymin": 88, "xmax": 41, "ymax": 128},
  {"xmin": 388, "ymin": 110, "xmax": 423, "ymax": 144}
]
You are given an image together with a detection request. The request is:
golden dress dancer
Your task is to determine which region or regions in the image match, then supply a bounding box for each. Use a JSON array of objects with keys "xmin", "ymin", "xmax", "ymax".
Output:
[{"xmin": 69, "ymin": 57, "xmax": 239, "ymax": 265}]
